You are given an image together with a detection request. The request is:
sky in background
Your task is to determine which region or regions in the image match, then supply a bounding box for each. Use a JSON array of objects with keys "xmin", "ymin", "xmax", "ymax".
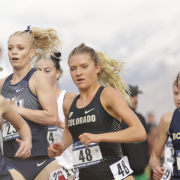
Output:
[{"xmin": 0, "ymin": 0, "xmax": 180, "ymax": 123}]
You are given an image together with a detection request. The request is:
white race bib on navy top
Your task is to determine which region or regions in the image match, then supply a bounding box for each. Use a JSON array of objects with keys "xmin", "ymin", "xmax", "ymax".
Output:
[
  {"xmin": 166, "ymin": 141, "xmax": 174, "ymax": 162},
  {"xmin": 160, "ymin": 168, "xmax": 171, "ymax": 180},
  {"xmin": 47, "ymin": 126, "xmax": 59, "ymax": 144},
  {"xmin": 49, "ymin": 169, "xmax": 61, "ymax": 180},
  {"xmin": 3, "ymin": 98, "xmax": 24, "ymax": 141},
  {"xmin": 73, "ymin": 141, "xmax": 103, "ymax": 169},
  {"xmin": 110, "ymin": 156, "xmax": 133, "ymax": 180},
  {"xmin": 3, "ymin": 120, "xmax": 20, "ymax": 141}
]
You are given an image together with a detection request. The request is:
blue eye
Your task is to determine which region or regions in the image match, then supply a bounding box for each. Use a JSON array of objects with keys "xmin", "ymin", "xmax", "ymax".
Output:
[
  {"xmin": 82, "ymin": 65, "xmax": 87, "ymax": 68},
  {"xmin": 19, "ymin": 47, "xmax": 24, "ymax": 50}
]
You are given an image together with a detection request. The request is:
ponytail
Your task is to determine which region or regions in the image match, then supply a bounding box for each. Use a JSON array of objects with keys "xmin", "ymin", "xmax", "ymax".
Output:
[
  {"xmin": 96, "ymin": 51, "xmax": 130, "ymax": 105},
  {"xmin": 69, "ymin": 43, "xmax": 131, "ymax": 105},
  {"xmin": 9, "ymin": 27, "xmax": 62, "ymax": 59}
]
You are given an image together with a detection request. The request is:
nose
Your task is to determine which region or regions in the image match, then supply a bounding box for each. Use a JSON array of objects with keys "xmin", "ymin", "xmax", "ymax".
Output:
[
  {"xmin": 12, "ymin": 48, "xmax": 17, "ymax": 55},
  {"xmin": 76, "ymin": 67, "xmax": 82, "ymax": 76}
]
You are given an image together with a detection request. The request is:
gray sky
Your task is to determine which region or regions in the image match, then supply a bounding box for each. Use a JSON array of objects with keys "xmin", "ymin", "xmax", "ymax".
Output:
[{"xmin": 0, "ymin": 0, "xmax": 180, "ymax": 123}]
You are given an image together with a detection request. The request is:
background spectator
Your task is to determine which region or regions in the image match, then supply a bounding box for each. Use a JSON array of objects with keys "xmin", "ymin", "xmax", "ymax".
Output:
[{"xmin": 121, "ymin": 85, "xmax": 149, "ymax": 180}]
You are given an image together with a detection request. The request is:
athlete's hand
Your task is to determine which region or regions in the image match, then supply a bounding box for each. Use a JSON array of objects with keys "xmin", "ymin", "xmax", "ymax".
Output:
[
  {"xmin": 153, "ymin": 166, "xmax": 166, "ymax": 180},
  {"xmin": 15, "ymin": 139, "xmax": 32, "ymax": 159},
  {"xmin": 79, "ymin": 133, "xmax": 100, "ymax": 148},
  {"xmin": 48, "ymin": 143, "xmax": 64, "ymax": 158}
]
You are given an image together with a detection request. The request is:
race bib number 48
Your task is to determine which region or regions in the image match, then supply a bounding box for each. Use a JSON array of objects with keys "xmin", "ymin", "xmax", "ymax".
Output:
[
  {"xmin": 73, "ymin": 141, "xmax": 103, "ymax": 169},
  {"xmin": 110, "ymin": 156, "xmax": 133, "ymax": 180}
]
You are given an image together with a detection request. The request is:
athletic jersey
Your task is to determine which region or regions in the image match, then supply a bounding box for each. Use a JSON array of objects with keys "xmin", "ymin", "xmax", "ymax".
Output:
[
  {"xmin": 1, "ymin": 68, "xmax": 49, "ymax": 157},
  {"xmin": 168, "ymin": 108, "xmax": 180, "ymax": 179},
  {"xmin": 48, "ymin": 90, "xmax": 74, "ymax": 170},
  {"xmin": 68, "ymin": 86, "xmax": 123, "ymax": 180}
]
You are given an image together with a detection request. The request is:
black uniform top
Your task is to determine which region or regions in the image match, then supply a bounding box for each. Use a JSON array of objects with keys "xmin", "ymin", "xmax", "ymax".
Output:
[
  {"xmin": 1, "ymin": 68, "xmax": 49, "ymax": 157},
  {"xmin": 121, "ymin": 111, "xmax": 149, "ymax": 175},
  {"xmin": 68, "ymin": 86, "xmax": 123, "ymax": 180}
]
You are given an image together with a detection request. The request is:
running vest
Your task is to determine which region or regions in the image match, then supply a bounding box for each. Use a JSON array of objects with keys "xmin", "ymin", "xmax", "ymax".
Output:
[
  {"xmin": 68, "ymin": 86, "xmax": 123, "ymax": 180},
  {"xmin": 1, "ymin": 68, "xmax": 49, "ymax": 157},
  {"xmin": 169, "ymin": 108, "xmax": 180, "ymax": 179}
]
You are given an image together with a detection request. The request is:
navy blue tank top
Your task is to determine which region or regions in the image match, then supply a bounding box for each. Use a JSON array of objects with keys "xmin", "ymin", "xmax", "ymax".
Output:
[
  {"xmin": 1, "ymin": 68, "xmax": 49, "ymax": 157},
  {"xmin": 68, "ymin": 86, "xmax": 123, "ymax": 180},
  {"xmin": 169, "ymin": 108, "xmax": 180, "ymax": 179}
]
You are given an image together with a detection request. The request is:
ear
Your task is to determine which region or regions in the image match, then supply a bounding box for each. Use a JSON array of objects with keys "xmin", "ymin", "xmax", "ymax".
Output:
[
  {"xmin": 56, "ymin": 69, "xmax": 61, "ymax": 80},
  {"xmin": 30, "ymin": 49, "xmax": 35, "ymax": 58},
  {"xmin": 95, "ymin": 63, "xmax": 101, "ymax": 74}
]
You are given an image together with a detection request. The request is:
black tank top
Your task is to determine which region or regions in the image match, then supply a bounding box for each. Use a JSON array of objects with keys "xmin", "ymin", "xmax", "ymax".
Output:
[
  {"xmin": 1, "ymin": 68, "xmax": 49, "ymax": 157},
  {"xmin": 68, "ymin": 86, "xmax": 123, "ymax": 180}
]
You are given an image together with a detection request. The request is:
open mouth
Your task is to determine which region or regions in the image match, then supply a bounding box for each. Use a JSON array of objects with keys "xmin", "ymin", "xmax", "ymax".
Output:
[
  {"xmin": 12, "ymin": 57, "xmax": 19, "ymax": 60},
  {"xmin": 77, "ymin": 78, "xmax": 84, "ymax": 82}
]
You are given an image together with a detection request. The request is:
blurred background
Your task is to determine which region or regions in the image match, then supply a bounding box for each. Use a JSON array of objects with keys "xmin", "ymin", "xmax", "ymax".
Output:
[{"xmin": 0, "ymin": 0, "xmax": 180, "ymax": 124}]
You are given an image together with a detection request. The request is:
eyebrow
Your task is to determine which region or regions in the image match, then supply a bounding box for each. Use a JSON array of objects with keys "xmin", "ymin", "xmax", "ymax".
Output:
[
  {"xmin": 70, "ymin": 63, "xmax": 89, "ymax": 67},
  {"xmin": 8, "ymin": 44, "xmax": 24, "ymax": 46}
]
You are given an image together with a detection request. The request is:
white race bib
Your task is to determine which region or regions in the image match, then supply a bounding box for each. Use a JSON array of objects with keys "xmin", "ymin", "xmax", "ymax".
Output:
[
  {"xmin": 160, "ymin": 168, "xmax": 171, "ymax": 180},
  {"xmin": 73, "ymin": 141, "xmax": 103, "ymax": 169},
  {"xmin": 60, "ymin": 167, "xmax": 76, "ymax": 179},
  {"xmin": 3, "ymin": 98, "xmax": 24, "ymax": 141},
  {"xmin": 166, "ymin": 141, "xmax": 174, "ymax": 162},
  {"xmin": 47, "ymin": 126, "xmax": 59, "ymax": 144},
  {"xmin": 49, "ymin": 169, "xmax": 61, "ymax": 180},
  {"xmin": 3, "ymin": 120, "xmax": 20, "ymax": 141},
  {"xmin": 176, "ymin": 150, "xmax": 180, "ymax": 173},
  {"xmin": 110, "ymin": 156, "xmax": 133, "ymax": 180}
]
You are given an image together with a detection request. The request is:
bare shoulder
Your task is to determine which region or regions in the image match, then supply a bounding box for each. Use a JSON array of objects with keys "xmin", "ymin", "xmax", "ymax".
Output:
[
  {"xmin": 63, "ymin": 95, "xmax": 77, "ymax": 116},
  {"xmin": 0, "ymin": 77, "xmax": 8, "ymax": 91},
  {"xmin": 31, "ymin": 70, "xmax": 48, "ymax": 83},
  {"xmin": 101, "ymin": 87, "xmax": 126, "ymax": 105},
  {"xmin": 0, "ymin": 95, "xmax": 6, "ymax": 105},
  {"xmin": 64, "ymin": 92, "xmax": 78, "ymax": 100},
  {"xmin": 161, "ymin": 111, "xmax": 174, "ymax": 124},
  {"xmin": 159, "ymin": 111, "xmax": 174, "ymax": 131},
  {"xmin": 101, "ymin": 87, "xmax": 124, "ymax": 98}
]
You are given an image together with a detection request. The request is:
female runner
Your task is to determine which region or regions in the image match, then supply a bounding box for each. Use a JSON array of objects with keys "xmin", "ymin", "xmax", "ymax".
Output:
[
  {"xmin": 0, "ymin": 26, "xmax": 62, "ymax": 180},
  {"xmin": 48, "ymin": 43, "xmax": 146, "ymax": 180},
  {"xmin": 0, "ymin": 95, "xmax": 32, "ymax": 180},
  {"xmin": 149, "ymin": 75, "xmax": 180, "ymax": 180},
  {"xmin": 35, "ymin": 52, "xmax": 77, "ymax": 180}
]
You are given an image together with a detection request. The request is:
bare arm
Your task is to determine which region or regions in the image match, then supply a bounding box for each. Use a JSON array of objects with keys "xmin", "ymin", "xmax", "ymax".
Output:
[
  {"xmin": 0, "ymin": 95, "xmax": 32, "ymax": 158},
  {"xmin": 149, "ymin": 112, "xmax": 172, "ymax": 179},
  {"xmin": 79, "ymin": 87, "xmax": 146, "ymax": 147},
  {"xmin": 13, "ymin": 71, "xmax": 58, "ymax": 126}
]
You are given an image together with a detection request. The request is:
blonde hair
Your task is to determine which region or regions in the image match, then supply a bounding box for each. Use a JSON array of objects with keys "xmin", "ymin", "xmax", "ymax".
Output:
[
  {"xmin": 9, "ymin": 27, "xmax": 62, "ymax": 59},
  {"xmin": 68, "ymin": 43, "xmax": 131, "ymax": 104}
]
